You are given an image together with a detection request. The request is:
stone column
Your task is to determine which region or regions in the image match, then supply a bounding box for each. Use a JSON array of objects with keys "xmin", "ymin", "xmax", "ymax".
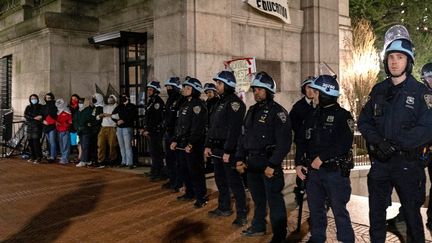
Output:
[{"xmin": 301, "ymin": 0, "xmax": 340, "ymax": 78}]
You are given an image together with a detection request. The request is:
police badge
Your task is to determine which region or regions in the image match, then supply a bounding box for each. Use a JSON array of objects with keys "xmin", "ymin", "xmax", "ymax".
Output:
[
  {"xmin": 154, "ymin": 103, "xmax": 160, "ymax": 110},
  {"xmin": 424, "ymin": 94, "xmax": 432, "ymax": 109},
  {"xmin": 231, "ymin": 102, "xmax": 240, "ymax": 112},
  {"xmin": 277, "ymin": 112, "xmax": 287, "ymax": 123},
  {"xmin": 193, "ymin": 106, "xmax": 201, "ymax": 114}
]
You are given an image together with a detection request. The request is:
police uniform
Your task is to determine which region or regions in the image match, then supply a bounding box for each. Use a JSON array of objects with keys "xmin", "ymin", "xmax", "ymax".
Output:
[
  {"xmin": 237, "ymin": 97, "xmax": 291, "ymax": 242},
  {"xmin": 296, "ymin": 101, "xmax": 355, "ymax": 243},
  {"xmin": 205, "ymin": 92, "xmax": 247, "ymax": 221},
  {"xmin": 359, "ymin": 76, "xmax": 432, "ymax": 242},
  {"xmin": 173, "ymin": 78, "xmax": 208, "ymax": 207},
  {"xmin": 144, "ymin": 90, "xmax": 165, "ymax": 178},
  {"xmin": 163, "ymin": 81, "xmax": 184, "ymax": 189},
  {"xmin": 358, "ymin": 25, "xmax": 432, "ymax": 243}
]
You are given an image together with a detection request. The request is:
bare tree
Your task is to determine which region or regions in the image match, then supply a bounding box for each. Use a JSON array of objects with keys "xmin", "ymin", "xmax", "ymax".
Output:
[{"xmin": 340, "ymin": 19, "xmax": 380, "ymax": 121}]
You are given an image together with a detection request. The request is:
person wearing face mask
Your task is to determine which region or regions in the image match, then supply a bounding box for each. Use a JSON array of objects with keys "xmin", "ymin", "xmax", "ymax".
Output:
[
  {"xmin": 111, "ymin": 94, "xmax": 137, "ymax": 169},
  {"xmin": 295, "ymin": 74, "xmax": 355, "ymax": 243},
  {"xmin": 96, "ymin": 94, "xmax": 118, "ymax": 168},
  {"xmin": 42, "ymin": 92, "xmax": 58, "ymax": 163},
  {"xmin": 69, "ymin": 94, "xmax": 81, "ymax": 162},
  {"xmin": 88, "ymin": 93, "xmax": 104, "ymax": 166},
  {"xmin": 55, "ymin": 98, "xmax": 72, "ymax": 164},
  {"xmin": 359, "ymin": 25, "xmax": 432, "ymax": 243},
  {"xmin": 235, "ymin": 72, "xmax": 291, "ymax": 243},
  {"xmin": 74, "ymin": 98, "xmax": 94, "ymax": 167},
  {"xmin": 24, "ymin": 94, "xmax": 43, "ymax": 163},
  {"xmin": 161, "ymin": 77, "xmax": 184, "ymax": 191}
]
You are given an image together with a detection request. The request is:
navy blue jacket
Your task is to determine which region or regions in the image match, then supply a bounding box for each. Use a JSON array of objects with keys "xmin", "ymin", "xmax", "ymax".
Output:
[
  {"xmin": 358, "ymin": 75, "xmax": 432, "ymax": 150},
  {"xmin": 295, "ymin": 103, "xmax": 354, "ymax": 166},
  {"xmin": 236, "ymin": 99, "xmax": 292, "ymax": 169}
]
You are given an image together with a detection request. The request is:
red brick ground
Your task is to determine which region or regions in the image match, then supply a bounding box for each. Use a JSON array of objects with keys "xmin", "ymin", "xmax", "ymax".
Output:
[{"xmin": 0, "ymin": 158, "xmax": 427, "ymax": 242}]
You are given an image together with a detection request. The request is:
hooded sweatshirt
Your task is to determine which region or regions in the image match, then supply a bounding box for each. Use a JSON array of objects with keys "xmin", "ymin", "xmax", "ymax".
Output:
[
  {"xmin": 97, "ymin": 94, "xmax": 117, "ymax": 127},
  {"xmin": 55, "ymin": 98, "xmax": 72, "ymax": 132}
]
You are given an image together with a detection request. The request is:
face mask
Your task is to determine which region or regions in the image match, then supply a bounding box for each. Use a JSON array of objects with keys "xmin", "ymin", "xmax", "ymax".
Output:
[
  {"xmin": 107, "ymin": 98, "xmax": 114, "ymax": 104},
  {"xmin": 31, "ymin": 99, "xmax": 38, "ymax": 105},
  {"xmin": 120, "ymin": 97, "xmax": 128, "ymax": 103},
  {"xmin": 92, "ymin": 98, "xmax": 97, "ymax": 104},
  {"xmin": 78, "ymin": 103, "xmax": 84, "ymax": 109},
  {"xmin": 167, "ymin": 89, "xmax": 175, "ymax": 97}
]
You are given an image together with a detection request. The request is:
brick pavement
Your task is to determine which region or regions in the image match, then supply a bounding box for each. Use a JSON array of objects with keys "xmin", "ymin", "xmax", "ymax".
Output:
[{"xmin": 0, "ymin": 158, "xmax": 429, "ymax": 242}]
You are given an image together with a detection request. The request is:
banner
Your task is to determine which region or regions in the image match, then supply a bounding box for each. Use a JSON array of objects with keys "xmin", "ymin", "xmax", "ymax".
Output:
[
  {"xmin": 224, "ymin": 57, "xmax": 256, "ymax": 93},
  {"xmin": 244, "ymin": 0, "xmax": 290, "ymax": 24}
]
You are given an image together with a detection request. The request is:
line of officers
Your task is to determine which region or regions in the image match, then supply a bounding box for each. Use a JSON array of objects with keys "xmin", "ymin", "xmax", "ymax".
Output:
[
  {"xmin": 141, "ymin": 66, "xmax": 360, "ymax": 242},
  {"xmin": 141, "ymin": 24, "xmax": 432, "ymax": 243}
]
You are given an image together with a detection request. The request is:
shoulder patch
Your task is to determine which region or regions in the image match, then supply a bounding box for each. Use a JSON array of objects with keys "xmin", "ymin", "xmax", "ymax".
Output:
[
  {"xmin": 193, "ymin": 106, "xmax": 201, "ymax": 114},
  {"xmin": 347, "ymin": 119, "xmax": 355, "ymax": 133},
  {"xmin": 424, "ymin": 94, "xmax": 432, "ymax": 109},
  {"xmin": 231, "ymin": 102, "xmax": 240, "ymax": 112},
  {"xmin": 154, "ymin": 103, "xmax": 160, "ymax": 110},
  {"xmin": 277, "ymin": 112, "xmax": 287, "ymax": 123}
]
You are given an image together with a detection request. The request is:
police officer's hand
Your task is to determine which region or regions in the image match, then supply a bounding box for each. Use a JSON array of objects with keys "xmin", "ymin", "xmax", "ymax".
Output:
[
  {"xmin": 311, "ymin": 156, "xmax": 323, "ymax": 169},
  {"xmin": 377, "ymin": 140, "xmax": 396, "ymax": 157},
  {"xmin": 236, "ymin": 161, "xmax": 247, "ymax": 174},
  {"xmin": 223, "ymin": 153, "xmax": 230, "ymax": 163},
  {"xmin": 204, "ymin": 147, "xmax": 212, "ymax": 158},
  {"xmin": 264, "ymin": 166, "xmax": 274, "ymax": 178},
  {"xmin": 295, "ymin": 166, "xmax": 308, "ymax": 180},
  {"xmin": 170, "ymin": 142, "xmax": 177, "ymax": 151},
  {"xmin": 185, "ymin": 144, "xmax": 193, "ymax": 153}
]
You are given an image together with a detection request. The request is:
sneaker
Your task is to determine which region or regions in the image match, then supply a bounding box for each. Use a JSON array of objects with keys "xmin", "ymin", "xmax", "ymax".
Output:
[
  {"xmin": 27, "ymin": 159, "xmax": 34, "ymax": 163},
  {"xmin": 208, "ymin": 208, "xmax": 233, "ymax": 217},
  {"xmin": 33, "ymin": 158, "xmax": 41, "ymax": 164},
  {"xmin": 76, "ymin": 162, "xmax": 87, "ymax": 167},
  {"xmin": 176, "ymin": 194, "xmax": 195, "ymax": 201},
  {"xmin": 232, "ymin": 217, "xmax": 248, "ymax": 227},
  {"xmin": 241, "ymin": 226, "xmax": 265, "ymax": 237},
  {"xmin": 85, "ymin": 162, "xmax": 93, "ymax": 166},
  {"xmin": 194, "ymin": 200, "xmax": 208, "ymax": 208},
  {"xmin": 59, "ymin": 161, "xmax": 68, "ymax": 165}
]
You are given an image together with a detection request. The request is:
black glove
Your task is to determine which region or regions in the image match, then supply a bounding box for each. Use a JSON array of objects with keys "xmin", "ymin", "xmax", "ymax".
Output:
[{"xmin": 377, "ymin": 140, "xmax": 396, "ymax": 158}]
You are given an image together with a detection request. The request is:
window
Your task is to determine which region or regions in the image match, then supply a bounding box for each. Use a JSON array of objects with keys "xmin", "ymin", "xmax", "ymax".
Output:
[{"xmin": 0, "ymin": 55, "xmax": 12, "ymax": 109}]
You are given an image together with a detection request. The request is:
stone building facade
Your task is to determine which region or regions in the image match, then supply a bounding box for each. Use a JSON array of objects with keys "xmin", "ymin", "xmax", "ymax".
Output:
[{"xmin": 0, "ymin": 0, "xmax": 351, "ymax": 114}]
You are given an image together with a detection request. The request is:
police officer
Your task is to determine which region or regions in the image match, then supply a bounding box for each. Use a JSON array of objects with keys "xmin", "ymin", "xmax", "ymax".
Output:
[
  {"xmin": 290, "ymin": 76, "xmax": 316, "ymax": 206},
  {"xmin": 170, "ymin": 77, "xmax": 208, "ymax": 208},
  {"xmin": 235, "ymin": 72, "xmax": 291, "ymax": 243},
  {"xmin": 358, "ymin": 25, "xmax": 432, "ymax": 243},
  {"xmin": 421, "ymin": 63, "xmax": 432, "ymax": 230},
  {"xmin": 162, "ymin": 77, "xmax": 184, "ymax": 191},
  {"xmin": 295, "ymin": 75, "xmax": 355, "ymax": 243},
  {"xmin": 203, "ymin": 83, "xmax": 220, "ymax": 120},
  {"xmin": 143, "ymin": 81, "xmax": 165, "ymax": 180},
  {"xmin": 204, "ymin": 70, "xmax": 247, "ymax": 226}
]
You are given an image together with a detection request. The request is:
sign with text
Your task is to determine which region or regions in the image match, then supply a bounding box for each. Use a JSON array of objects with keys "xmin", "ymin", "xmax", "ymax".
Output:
[
  {"xmin": 224, "ymin": 57, "xmax": 256, "ymax": 93},
  {"xmin": 244, "ymin": 0, "xmax": 291, "ymax": 24}
]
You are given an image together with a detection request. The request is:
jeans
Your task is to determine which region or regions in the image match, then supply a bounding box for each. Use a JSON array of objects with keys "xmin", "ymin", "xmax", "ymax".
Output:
[
  {"xmin": 58, "ymin": 131, "xmax": 70, "ymax": 163},
  {"xmin": 80, "ymin": 133, "xmax": 91, "ymax": 163},
  {"xmin": 46, "ymin": 129, "xmax": 57, "ymax": 160},
  {"xmin": 116, "ymin": 127, "xmax": 133, "ymax": 166}
]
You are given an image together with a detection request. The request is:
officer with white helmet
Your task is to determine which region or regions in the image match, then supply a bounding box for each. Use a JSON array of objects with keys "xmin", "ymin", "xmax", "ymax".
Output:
[
  {"xmin": 204, "ymin": 70, "xmax": 247, "ymax": 226},
  {"xmin": 295, "ymin": 74, "xmax": 355, "ymax": 243},
  {"xmin": 235, "ymin": 71, "xmax": 291, "ymax": 243},
  {"xmin": 170, "ymin": 77, "xmax": 208, "ymax": 208},
  {"xmin": 359, "ymin": 25, "xmax": 432, "ymax": 243}
]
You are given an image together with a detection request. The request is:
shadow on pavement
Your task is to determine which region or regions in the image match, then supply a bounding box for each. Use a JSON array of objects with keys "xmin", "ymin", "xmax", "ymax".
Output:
[
  {"xmin": 4, "ymin": 178, "xmax": 105, "ymax": 243},
  {"xmin": 162, "ymin": 218, "xmax": 209, "ymax": 243}
]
